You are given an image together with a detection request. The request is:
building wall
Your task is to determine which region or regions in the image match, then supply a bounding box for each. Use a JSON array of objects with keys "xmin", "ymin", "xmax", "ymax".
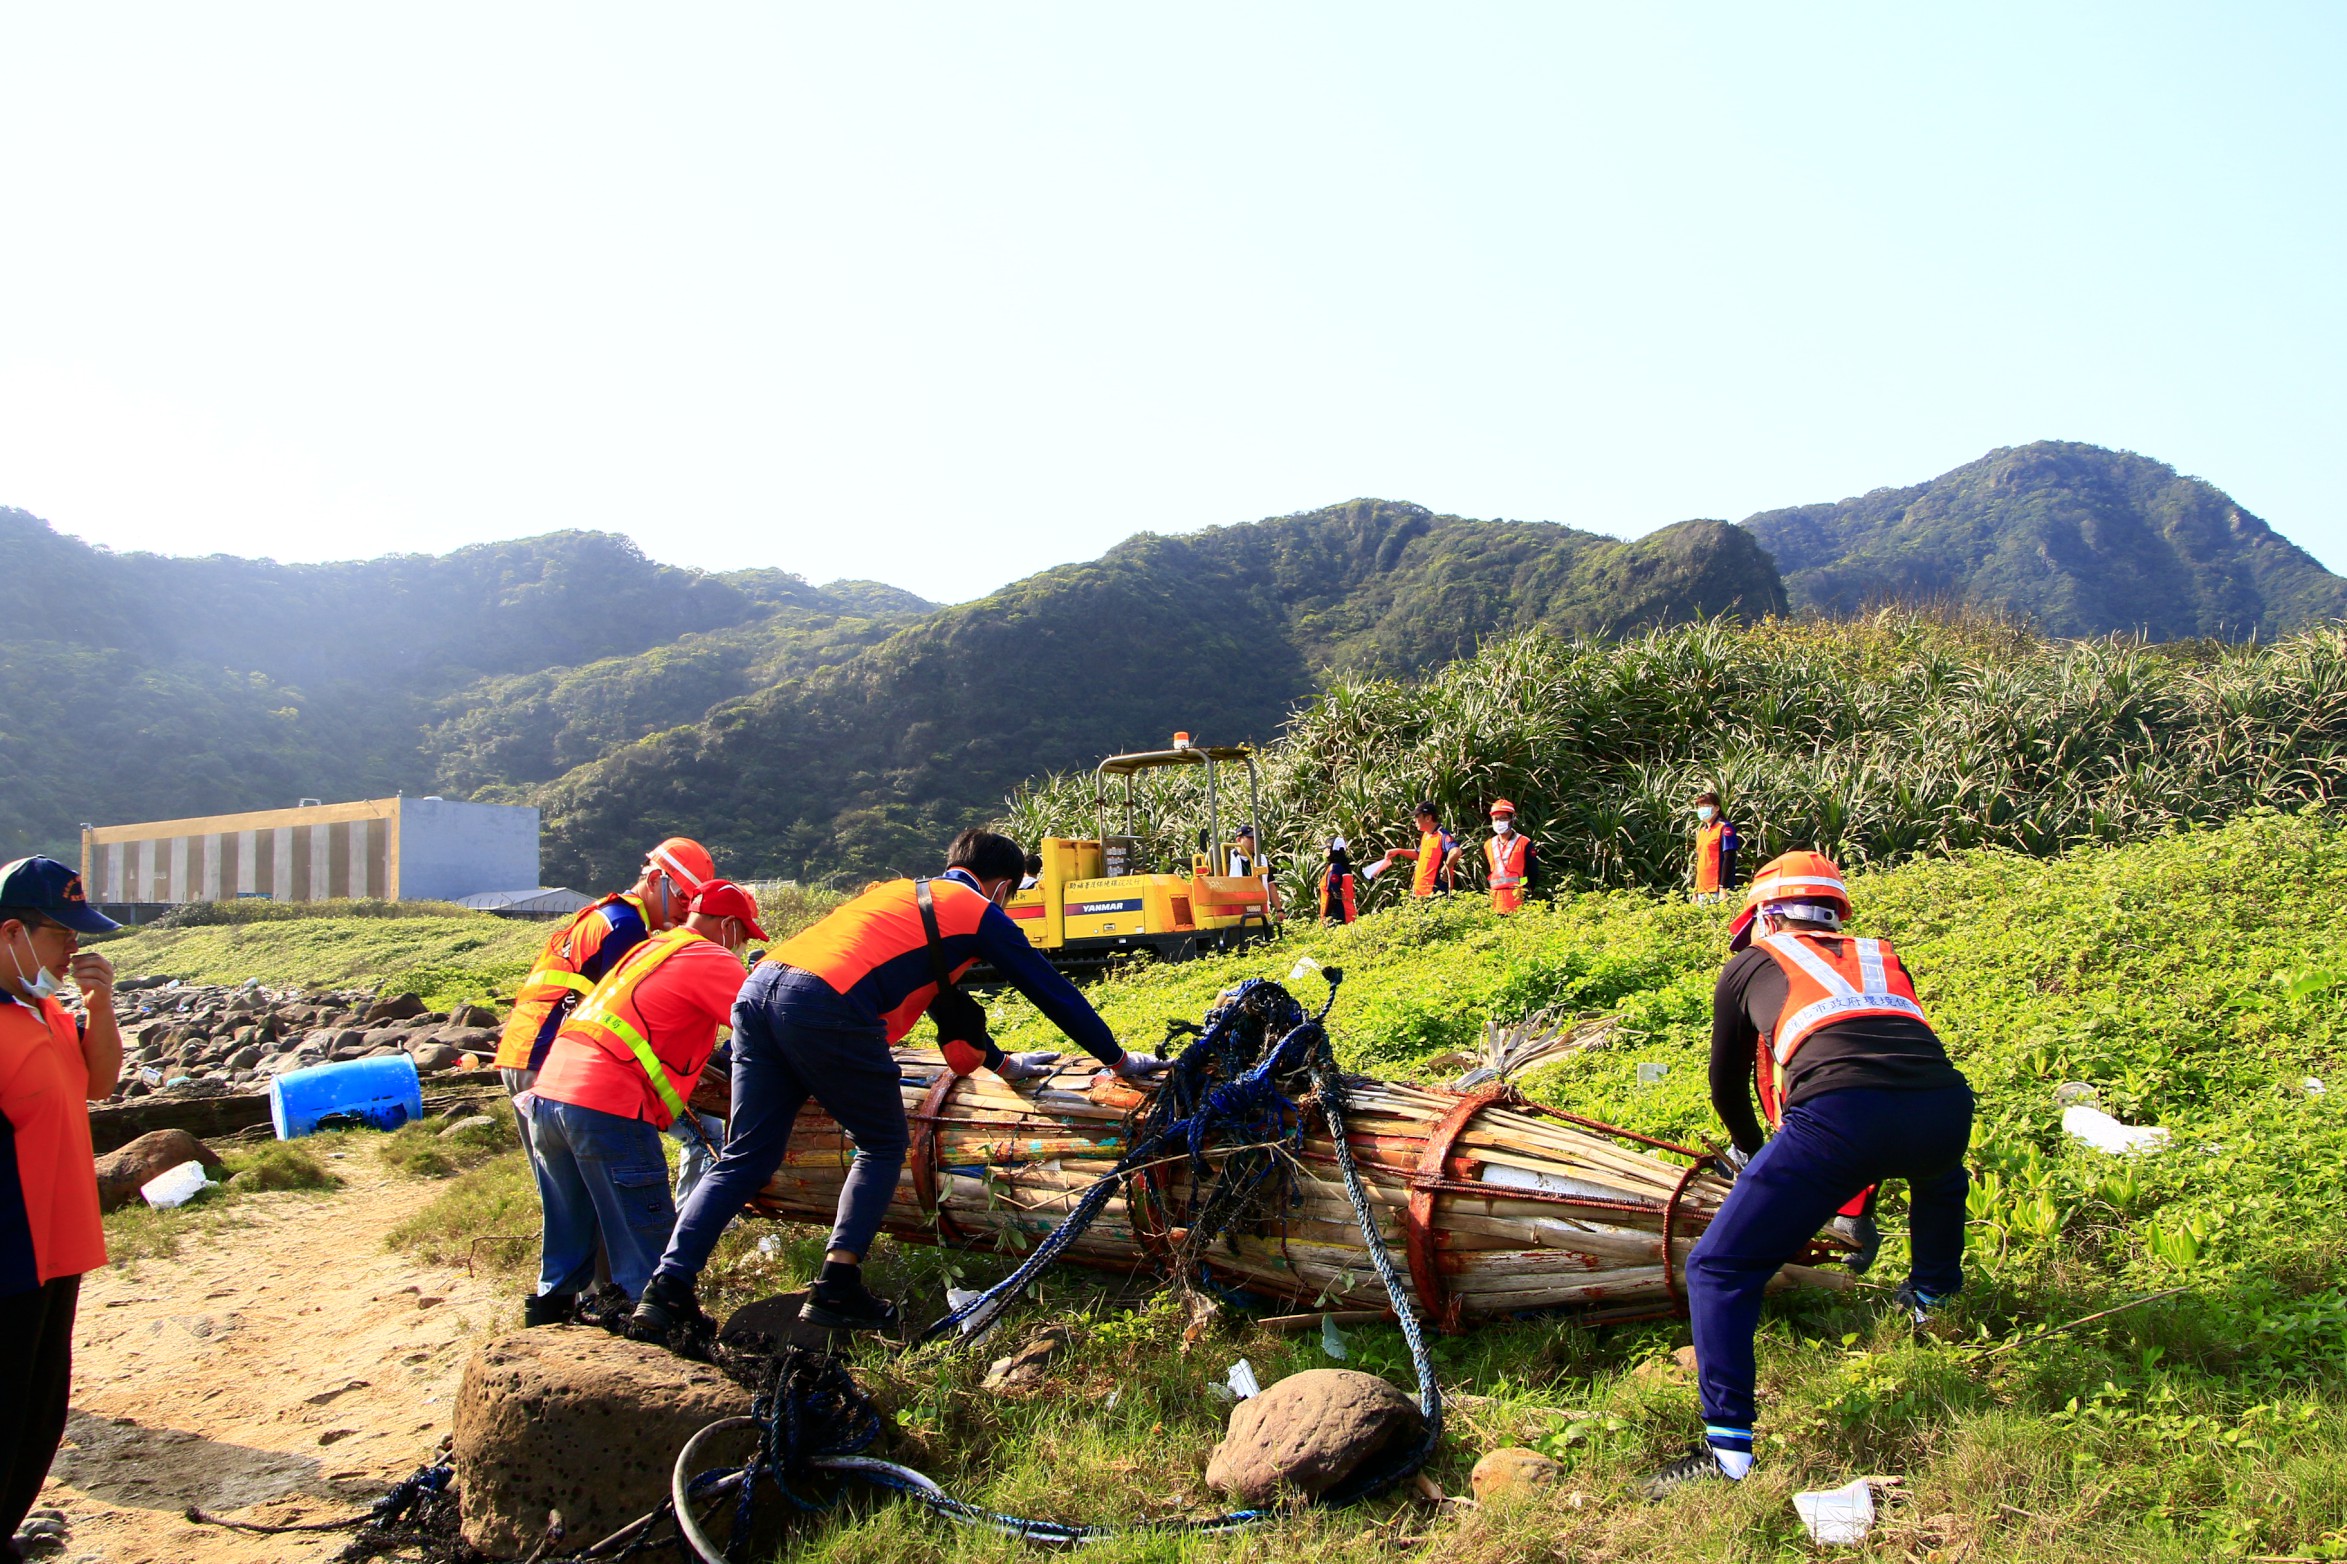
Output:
[
  {"xmin": 80, "ymin": 796, "xmax": 540, "ymax": 906},
  {"xmin": 394, "ymin": 797, "xmax": 541, "ymax": 904}
]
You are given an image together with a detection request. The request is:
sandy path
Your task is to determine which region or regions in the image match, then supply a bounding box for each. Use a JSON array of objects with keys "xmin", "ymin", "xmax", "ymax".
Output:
[{"xmin": 37, "ymin": 1157, "xmax": 513, "ymax": 1564}]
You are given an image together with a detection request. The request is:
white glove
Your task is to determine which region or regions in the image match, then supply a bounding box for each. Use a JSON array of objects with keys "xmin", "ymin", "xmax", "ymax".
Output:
[
  {"xmin": 1113, "ymin": 1051, "xmax": 1172, "ymax": 1080},
  {"xmin": 997, "ymin": 1050, "xmax": 1061, "ymax": 1083}
]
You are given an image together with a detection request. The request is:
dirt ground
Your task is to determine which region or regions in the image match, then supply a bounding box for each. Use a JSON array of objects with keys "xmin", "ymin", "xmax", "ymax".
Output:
[{"xmin": 37, "ymin": 1157, "xmax": 510, "ymax": 1564}]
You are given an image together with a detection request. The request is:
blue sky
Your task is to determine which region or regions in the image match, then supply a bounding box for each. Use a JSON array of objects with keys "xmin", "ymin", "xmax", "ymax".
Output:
[{"xmin": 2, "ymin": 5, "xmax": 2339, "ymax": 603}]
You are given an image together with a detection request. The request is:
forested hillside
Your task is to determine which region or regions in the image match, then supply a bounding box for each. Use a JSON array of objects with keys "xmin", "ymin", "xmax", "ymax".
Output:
[
  {"xmin": 531, "ymin": 501, "xmax": 1782, "ymax": 885},
  {"xmin": 1741, "ymin": 442, "xmax": 2347, "ymax": 638}
]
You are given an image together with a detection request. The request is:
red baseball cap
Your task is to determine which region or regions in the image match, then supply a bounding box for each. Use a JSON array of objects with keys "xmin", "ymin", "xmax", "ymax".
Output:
[
  {"xmin": 690, "ymin": 880, "xmax": 768, "ymax": 941},
  {"xmin": 645, "ymin": 837, "xmax": 716, "ymax": 893}
]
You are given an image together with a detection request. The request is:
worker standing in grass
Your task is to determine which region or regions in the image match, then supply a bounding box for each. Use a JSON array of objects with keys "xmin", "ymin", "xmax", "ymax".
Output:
[
  {"xmin": 1373, "ymin": 802, "xmax": 1459, "ymax": 899},
  {"xmin": 630, "ymin": 829, "xmax": 1165, "ymax": 1339},
  {"xmin": 1691, "ymin": 791, "xmax": 1740, "ymax": 903},
  {"xmin": 1645, "ymin": 851, "xmax": 1973, "ymax": 1500},
  {"xmin": 494, "ymin": 837, "xmax": 718, "ymax": 1154},
  {"xmin": 0, "ymin": 858, "xmax": 122, "ymax": 1561},
  {"xmin": 1481, "ymin": 800, "xmax": 1535, "ymax": 913},
  {"xmin": 1319, "ymin": 836, "xmax": 1357, "ymax": 924},
  {"xmin": 516, "ymin": 881, "xmax": 763, "ymax": 1316}
]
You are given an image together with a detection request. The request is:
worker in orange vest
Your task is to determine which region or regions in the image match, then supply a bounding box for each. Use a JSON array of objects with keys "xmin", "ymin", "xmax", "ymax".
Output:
[
  {"xmin": 518, "ymin": 881, "xmax": 765, "ymax": 1315},
  {"xmin": 1645, "ymin": 851, "xmax": 1972, "ymax": 1501},
  {"xmin": 631, "ymin": 829, "xmax": 1162, "ymax": 1340},
  {"xmin": 1691, "ymin": 791, "xmax": 1740, "ymax": 902},
  {"xmin": 1372, "ymin": 802, "xmax": 1459, "ymax": 898},
  {"xmin": 493, "ymin": 837, "xmax": 718, "ymax": 1146},
  {"xmin": 1482, "ymin": 800, "xmax": 1535, "ymax": 913}
]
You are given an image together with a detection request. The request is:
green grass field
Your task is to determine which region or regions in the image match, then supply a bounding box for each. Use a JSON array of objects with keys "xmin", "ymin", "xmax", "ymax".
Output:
[{"xmin": 369, "ymin": 808, "xmax": 2347, "ymax": 1560}]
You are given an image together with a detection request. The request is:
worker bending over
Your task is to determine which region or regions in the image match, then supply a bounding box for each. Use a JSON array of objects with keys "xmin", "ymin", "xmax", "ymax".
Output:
[
  {"xmin": 1482, "ymin": 800, "xmax": 1535, "ymax": 913},
  {"xmin": 518, "ymin": 881, "xmax": 763, "ymax": 1318},
  {"xmin": 632, "ymin": 829, "xmax": 1163, "ymax": 1338},
  {"xmin": 494, "ymin": 837, "xmax": 718, "ymax": 1140},
  {"xmin": 1647, "ymin": 852, "xmax": 1971, "ymax": 1499}
]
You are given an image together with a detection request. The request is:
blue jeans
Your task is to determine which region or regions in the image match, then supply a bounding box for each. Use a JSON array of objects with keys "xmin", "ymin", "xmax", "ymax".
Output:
[
  {"xmin": 529, "ymin": 1096, "xmax": 678, "ymax": 1302},
  {"xmin": 1687, "ymin": 1084, "xmax": 1972, "ymax": 1433},
  {"xmin": 668, "ymin": 1112, "xmax": 727, "ymax": 1206},
  {"xmin": 654, "ymin": 965, "xmax": 910, "ymax": 1288}
]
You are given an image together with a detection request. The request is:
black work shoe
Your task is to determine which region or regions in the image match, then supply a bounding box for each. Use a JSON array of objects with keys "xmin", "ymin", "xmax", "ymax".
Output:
[
  {"xmin": 800, "ymin": 1276, "xmax": 900, "ymax": 1332},
  {"xmin": 1892, "ymin": 1280, "xmax": 1948, "ymax": 1326},
  {"xmin": 522, "ymin": 1291, "xmax": 574, "ymax": 1327},
  {"xmin": 627, "ymin": 1272, "xmax": 709, "ymax": 1342},
  {"xmin": 1642, "ymin": 1446, "xmax": 1733, "ymax": 1503},
  {"xmin": 1845, "ymin": 1208, "xmax": 1882, "ymax": 1275}
]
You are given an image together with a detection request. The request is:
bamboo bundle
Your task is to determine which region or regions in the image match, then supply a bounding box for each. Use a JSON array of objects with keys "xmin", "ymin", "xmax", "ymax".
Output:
[{"xmin": 751, "ymin": 1045, "xmax": 1855, "ymax": 1327}]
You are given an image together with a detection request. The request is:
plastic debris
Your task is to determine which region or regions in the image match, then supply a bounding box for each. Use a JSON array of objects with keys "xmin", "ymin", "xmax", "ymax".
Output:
[
  {"xmin": 140, "ymin": 1159, "xmax": 217, "ymax": 1209},
  {"xmin": 2305, "ymin": 1077, "xmax": 2327, "ymax": 1097},
  {"xmin": 2061, "ymin": 1105, "xmax": 2171, "ymax": 1155},
  {"xmin": 1320, "ymin": 1315, "xmax": 1350, "ymax": 1360},
  {"xmin": 1226, "ymin": 1359, "xmax": 1261, "ymax": 1400},
  {"xmin": 1791, "ymin": 1477, "xmax": 1875, "ymax": 1544},
  {"xmin": 2054, "ymin": 1081, "xmax": 2099, "ymax": 1106},
  {"xmin": 1286, "ymin": 956, "xmax": 1323, "ymax": 984},
  {"xmin": 1636, "ymin": 1062, "xmax": 1667, "ymax": 1085},
  {"xmin": 946, "ymin": 1286, "xmax": 1006, "ymax": 1342}
]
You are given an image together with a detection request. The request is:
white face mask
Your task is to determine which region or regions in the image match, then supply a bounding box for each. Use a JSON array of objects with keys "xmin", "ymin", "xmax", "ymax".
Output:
[
  {"xmin": 1697, "ymin": 805, "xmax": 1717, "ymax": 822},
  {"xmin": 7, "ymin": 928, "xmax": 61, "ymax": 1002},
  {"xmin": 1493, "ymin": 818, "xmax": 1513, "ymax": 834}
]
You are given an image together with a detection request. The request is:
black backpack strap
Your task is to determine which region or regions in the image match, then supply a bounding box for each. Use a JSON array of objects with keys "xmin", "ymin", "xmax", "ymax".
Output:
[{"xmin": 915, "ymin": 877, "xmax": 952, "ymax": 990}]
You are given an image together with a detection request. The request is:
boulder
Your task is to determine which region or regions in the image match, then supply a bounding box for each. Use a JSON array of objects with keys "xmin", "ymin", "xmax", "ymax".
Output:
[
  {"xmin": 983, "ymin": 1327, "xmax": 1069, "ymax": 1390},
  {"xmin": 366, "ymin": 992, "xmax": 428, "ymax": 1023},
  {"xmin": 438, "ymin": 1114, "xmax": 497, "ymax": 1138},
  {"xmin": 453, "ymin": 1330, "xmax": 750, "ymax": 1558},
  {"xmin": 434, "ymin": 1027, "xmax": 498, "ymax": 1054},
  {"xmin": 413, "ymin": 1044, "xmax": 463, "ymax": 1075},
  {"xmin": 451, "ymin": 1002, "xmax": 501, "ymax": 1030},
  {"xmin": 1204, "ymin": 1370, "xmax": 1422, "ymax": 1503},
  {"xmin": 363, "ymin": 1028, "xmax": 413, "ymax": 1052},
  {"xmin": 268, "ymin": 1049, "xmax": 321, "ymax": 1077},
  {"xmin": 1470, "ymin": 1447, "xmax": 1562, "ymax": 1502},
  {"xmin": 95, "ymin": 1130, "xmax": 225, "ymax": 1213},
  {"xmin": 226, "ymin": 1045, "xmax": 263, "ymax": 1072}
]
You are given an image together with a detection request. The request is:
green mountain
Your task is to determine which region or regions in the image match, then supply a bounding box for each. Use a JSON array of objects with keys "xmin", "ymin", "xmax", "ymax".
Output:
[
  {"xmin": 1741, "ymin": 441, "xmax": 2347, "ymax": 639},
  {"xmin": 530, "ymin": 501, "xmax": 1784, "ymax": 886},
  {"xmin": 0, "ymin": 507, "xmax": 929, "ymax": 857}
]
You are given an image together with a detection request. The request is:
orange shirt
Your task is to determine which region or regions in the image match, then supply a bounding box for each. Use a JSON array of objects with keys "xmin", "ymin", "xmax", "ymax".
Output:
[
  {"xmin": 0, "ymin": 992, "xmax": 106, "ymax": 1291},
  {"xmin": 533, "ymin": 936, "xmax": 746, "ymax": 1125}
]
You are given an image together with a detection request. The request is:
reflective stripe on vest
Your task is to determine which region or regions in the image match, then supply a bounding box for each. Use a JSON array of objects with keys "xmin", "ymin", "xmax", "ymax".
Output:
[
  {"xmin": 493, "ymin": 892, "xmax": 651, "ymax": 1070},
  {"xmin": 1760, "ymin": 931, "xmax": 1929, "ymax": 1066},
  {"xmin": 1485, "ymin": 833, "xmax": 1529, "ymax": 887},
  {"xmin": 567, "ymin": 928, "xmax": 702, "ymax": 1123}
]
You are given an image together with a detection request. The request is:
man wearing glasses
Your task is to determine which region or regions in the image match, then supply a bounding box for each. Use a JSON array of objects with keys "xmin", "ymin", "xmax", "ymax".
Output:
[{"xmin": 0, "ymin": 857, "xmax": 122, "ymax": 1563}]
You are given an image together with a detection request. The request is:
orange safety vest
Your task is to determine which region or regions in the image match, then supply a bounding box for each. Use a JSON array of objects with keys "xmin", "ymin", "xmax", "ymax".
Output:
[
  {"xmin": 772, "ymin": 876, "xmax": 990, "ymax": 1042},
  {"xmin": 1411, "ymin": 829, "xmax": 1452, "ymax": 897},
  {"xmin": 1695, "ymin": 821, "xmax": 1730, "ymax": 893},
  {"xmin": 493, "ymin": 892, "xmax": 649, "ymax": 1070},
  {"xmin": 1751, "ymin": 930, "xmax": 1931, "ymax": 1123},
  {"xmin": 1485, "ymin": 832, "xmax": 1529, "ymax": 913},
  {"xmin": 546, "ymin": 927, "xmax": 714, "ymax": 1127}
]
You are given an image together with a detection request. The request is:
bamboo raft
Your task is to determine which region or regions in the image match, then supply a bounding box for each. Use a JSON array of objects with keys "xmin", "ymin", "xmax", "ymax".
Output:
[{"xmin": 751, "ymin": 1045, "xmax": 1856, "ymax": 1327}]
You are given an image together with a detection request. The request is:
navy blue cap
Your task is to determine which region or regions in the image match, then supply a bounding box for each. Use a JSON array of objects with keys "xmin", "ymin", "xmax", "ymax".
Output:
[{"xmin": 0, "ymin": 856, "xmax": 122, "ymax": 935}]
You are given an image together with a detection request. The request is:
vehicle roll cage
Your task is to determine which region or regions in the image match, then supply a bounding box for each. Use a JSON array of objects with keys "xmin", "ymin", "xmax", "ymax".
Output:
[{"xmin": 1093, "ymin": 740, "xmax": 1261, "ymax": 872}]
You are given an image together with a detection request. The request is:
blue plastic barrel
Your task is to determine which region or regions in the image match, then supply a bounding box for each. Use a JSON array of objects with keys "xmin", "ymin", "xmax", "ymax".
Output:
[{"xmin": 269, "ymin": 1055, "xmax": 424, "ymax": 1139}]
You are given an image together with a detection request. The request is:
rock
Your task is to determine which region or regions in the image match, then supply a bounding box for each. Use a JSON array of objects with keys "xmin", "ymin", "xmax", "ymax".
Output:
[
  {"xmin": 134, "ymin": 1019, "xmax": 172, "ymax": 1046},
  {"xmin": 226, "ymin": 1045, "xmax": 263, "ymax": 1071},
  {"xmin": 439, "ymin": 1114, "xmax": 497, "ymax": 1138},
  {"xmin": 1470, "ymin": 1447, "xmax": 1562, "ymax": 1502},
  {"xmin": 451, "ymin": 1002, "xmax": 501, "ymax": 1030},
  {"xmin": 434, "ymin": 1027, "xmax": 497, "ymax": 1053},
  {"xmin": 366, "ymin": 992, "xmax": 428, "ymax": 1023},
  {"xmin": 719, "ymin": 1293, "xmax": 836, "ymax": 1354},
  {"xmin": 453, "ymin": 1330, "xmax": 750, "ymax": 1558},
  {"xmin": 1672, "ymin": 1345, "xmax": 1700, "ymax": 1374},
  {"xmin": 268, "ymin": 1049, "xmax": 320, "ymax": 1076},
  {"xmin": 983, "ymin": 1327, "xmax": 1070, "ymax": 1390},
  {"xmin": 95, "ymin": 1130, "xmax": 225, "ymax": 1213},
  {"xmin": 1204, "ymin": 1369, "xmax": 1422, "ymax": 1503},
  {"xmin": 363, "ymin": 1028, "xmax": 412, "ymax": 1052},
  {"xmin": 413, "ymin": 1044, "xmax": 464, "ymax": 1075}
]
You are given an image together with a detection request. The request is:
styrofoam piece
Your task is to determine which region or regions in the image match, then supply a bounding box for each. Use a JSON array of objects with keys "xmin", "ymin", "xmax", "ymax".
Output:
[
  {"xmin": 1792, "ymin": 1477, "xmax": 1875, "ymax": 1544},
  {"xmin": 1226, "ymin": 1359, "xmax": 1261, "ymax": 1399},
  {"xmin": 2061, "ymin": 1105, "xmax": 2171, "ymax": 1155},
  {"xmin": 140, "ymin": 1159, "xmax": 215, "ymax": 1209}
]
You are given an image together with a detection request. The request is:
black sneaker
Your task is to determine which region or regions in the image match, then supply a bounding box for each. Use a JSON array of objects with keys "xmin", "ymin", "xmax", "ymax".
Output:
[
  {"xmin": 522, "ymin": 1291, "xmax": 574, "ymax": 1328},
  {"xmin": 1892, "ymin": 1280, "xmax": 1948, "ymax": 1326},
  {"xmin": 800, "ymin": 1275, "xmax": 900, "ymax": 1332},
  {"xmin": 627, "ymin": 1272, "xmax": 710, "ymax": 1342},
  {"xmin": 1642, "ymin": 1446, "xmax": 1732, "ymax": 1502},
  {"xmin": 1845, "ymin": 1208, "xmax": 1882, "ymax": 1276}
]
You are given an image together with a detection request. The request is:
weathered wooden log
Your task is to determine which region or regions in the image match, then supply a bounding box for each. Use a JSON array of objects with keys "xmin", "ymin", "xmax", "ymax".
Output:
[{"xmin": 752, "ymin": 1047, "xmax": 1854, "ymax": 1327}]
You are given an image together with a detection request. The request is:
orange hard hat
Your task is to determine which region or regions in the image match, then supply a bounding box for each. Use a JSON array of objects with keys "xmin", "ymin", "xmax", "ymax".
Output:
[
  {"xmin": 645, "ymin": 837, "xmax": 716, "ymax": 894},
  {"xmin": 1489, "ymin": 799, "xmax": 1517, "ymax": 817},
  {"xmin": 1727, "ymin": 850, "xmax": 1852, "ymax": 951}
]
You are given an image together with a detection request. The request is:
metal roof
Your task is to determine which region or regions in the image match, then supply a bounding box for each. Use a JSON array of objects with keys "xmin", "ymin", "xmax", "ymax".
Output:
[{"xmin": 1095, "ymin": 744, "xmax": 1255, "ymax": 777}]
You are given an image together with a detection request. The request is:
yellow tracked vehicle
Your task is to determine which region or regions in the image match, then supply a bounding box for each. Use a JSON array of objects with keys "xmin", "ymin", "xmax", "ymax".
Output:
[{"xmin": 998, "ymin": 733, "xmax": 1276, "ymax": 977}]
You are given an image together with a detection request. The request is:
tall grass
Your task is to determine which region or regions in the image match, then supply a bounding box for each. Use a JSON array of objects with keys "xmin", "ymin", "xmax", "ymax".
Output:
[{"xmin": 1004, "ymin": 611, "xmax": 2347, "ymax": 911}]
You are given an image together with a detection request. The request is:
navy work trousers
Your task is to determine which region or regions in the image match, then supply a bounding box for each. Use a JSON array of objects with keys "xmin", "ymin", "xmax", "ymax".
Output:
[
  {"xmin": 1687, "ymin": 1084, "xmax": 1973, "ymax": 1433},
  {"xmin": 655, "ymin": 964, "xmax": 911, "ymax": 1286}
]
